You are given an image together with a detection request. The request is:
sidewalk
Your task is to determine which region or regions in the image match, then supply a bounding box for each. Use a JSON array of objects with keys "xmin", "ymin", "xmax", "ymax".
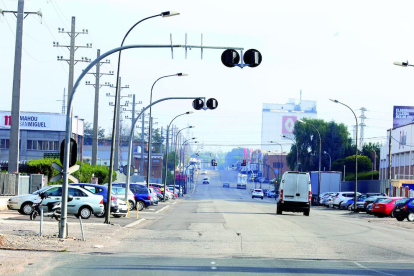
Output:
[{"xmin": 0, "ymin": 196, "xmax": 10, "ymax": 211}]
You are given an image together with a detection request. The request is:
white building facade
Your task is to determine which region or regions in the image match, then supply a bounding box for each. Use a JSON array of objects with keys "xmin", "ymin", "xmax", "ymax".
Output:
[{"xmin": 261, "ymin": 98, "xmax": 317, "ymax": 152}]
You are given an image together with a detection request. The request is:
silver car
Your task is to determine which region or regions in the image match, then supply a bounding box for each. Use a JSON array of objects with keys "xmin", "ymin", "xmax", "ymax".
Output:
[{"xmin": 7, "ymin": 185, "xmax": 104, "ymax": 219}]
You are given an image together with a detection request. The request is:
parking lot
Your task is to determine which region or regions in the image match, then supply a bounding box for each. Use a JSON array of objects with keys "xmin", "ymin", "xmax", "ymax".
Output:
[{"xmin": 0, "ymin": 198, "xmax": 180, "ymax": 228}]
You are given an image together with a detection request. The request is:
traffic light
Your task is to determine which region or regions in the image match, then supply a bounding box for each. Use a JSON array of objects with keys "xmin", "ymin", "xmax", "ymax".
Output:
[
  {"xmin": 241, "ymin": 160, "xmax": 247, "ymax": 166},
  {"xmin": 211, "ymin": 159, "xmax": 217, "ymax": 166},
  {"xmin": 221, "ymin": 49, "xmax": 262, "ymax": 68}
]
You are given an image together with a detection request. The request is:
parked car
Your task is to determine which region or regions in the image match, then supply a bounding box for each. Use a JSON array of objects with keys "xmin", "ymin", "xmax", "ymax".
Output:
[
  {"xmin": 203, "ymin": 179, "xmax": 210, "ymax": 184},
  {"xmin": 252, "ymin": 189, "xmax": 264, "ymax": 199},
  {"xmin": 267, "ymin": 190, "xmax": 276, "ymax": 198},
  {"xmin": 277, "ymin": 171, "xmax": 311, "ymax": 216},
  {"xmin": 320, "ymin": 193, "xmax": 336, "ymax": 205},
  {"xmin": 148, "ymin": 188, "xmax": 159, "ymax": 206},
  {"xmin": 7, "ymin": 185, "xmax": 104, "ymax": 219},
  {"xmin": 112, "ymin": 183, "xmax": 151, "ymax": 211},
  {"xmin": 341, "ymin": 194, "xmax": 370, "ymax": 210},
  {"xmin": 150, "ymin": 186, "xmax": 164, "ymax": 201},
  {"xmin": 332, "ymin": 192, "xmax": 361, "ymax": 209},
  {"xmin": 393, "ymin": 198, "xmax": 414, "ymax": 221},
  {"xmin": 110, "ymin": 187, "xmax": 136, "ymax": 210},
  {"xmin": 223, "ymin": 182, "xmax": 230, "ymax": 188},
  {"xmin": 363, "ymin": 196, "xmax": 388, "ymax": 213},
  {"xmin": 70, "ymin": 183, "xmax": 127, "ymax": 218},
  {"xmin": 372, "ymin": 197, "xmax": 404, "ymax": 217}
]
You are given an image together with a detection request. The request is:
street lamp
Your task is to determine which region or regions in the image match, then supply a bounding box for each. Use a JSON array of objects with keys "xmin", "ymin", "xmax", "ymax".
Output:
[
  {"xmin": 297, "ymin": 119, "xmax": 321, "ymax": 205},
  {"xmin": 180, "ymin": 138, "xmax": 197, "ymax": 172},
  {"xmin": 269, "ymin": 141, "xmax": 283, "ymax": 180},
  {"xmin": 281, "ymin": 135, "xmax": 299, "ymax": 171},
  {"xmin": 393, "ymin": 61, "xmax": 413, "ymax": 67},
  {"xmin": 329, "ymin": 98, "xmax": 358, "ymax": 212},
  {"xmin": 163, "ymin": 111, "xmax": 193, "ymax": 200},
  {"xmin": 324, "ymin": 151, "xmax": 331, "ymax": 171},
  {"xmin": 174, "ymin": 127, "xmax": 195, "ymax": 196},
  {"xmin": 104, "ymin": 11, "xmax": 180, "ymax": 224},
  {"xmin": 147, "ymin": 73, "xmax": 188, "ymax": 188}
]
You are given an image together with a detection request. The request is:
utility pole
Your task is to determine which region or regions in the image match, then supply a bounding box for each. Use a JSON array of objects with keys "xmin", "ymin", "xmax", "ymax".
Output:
[
  {"xmin": 140, "ymin": 110, "xmax": 146, "ymax": 176},
  {"xmin": 3, "ymin": 0, "xmax": 42, "ymax": 173},
  {"xmin": 388, "ymin": 128, "xmax": 393, "ymax": 184},
  {"xmin": 56, "ymin": 88, "xmax": 67, "ymax": 115},
  {"xmin": 54, "ymin": 17, "xmax": 92, "ymax": 113},
  {"xmin": 85, "ymin": 49, "xmax": 113, "ymax": 165},
  {"xmin": 359, "ymin": 107, "xmax": 367, "ymax": 150},
  {"xmin": 123, "ymin": 95, "xmax": 142, "ymax": 167},
  {"xmin": 107, "ymin": 78, "xmax": 130, "ymax": 171}
]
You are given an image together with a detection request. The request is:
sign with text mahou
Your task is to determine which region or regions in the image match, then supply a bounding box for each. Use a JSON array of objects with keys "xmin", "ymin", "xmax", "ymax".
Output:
[
  {"xmin": 282, "ymin": 116, "xmax": 297, "ymax": 134},
  {"xmin": 0, "ymin": 112, "xmax": 65, "ymax": 131},
  {"xmin": 393, "ymin": 106, "xmax": 414, "ymax": 128}
]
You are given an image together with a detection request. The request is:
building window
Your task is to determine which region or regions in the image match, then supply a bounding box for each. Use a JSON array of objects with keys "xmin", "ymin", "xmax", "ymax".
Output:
[
  {"xmin": 27, "ymin": 140, "xmax": 59, "ymax": 151},
  {"xmin": 0, "ymin": 139, "xmax": 9, "ymax": 149}
]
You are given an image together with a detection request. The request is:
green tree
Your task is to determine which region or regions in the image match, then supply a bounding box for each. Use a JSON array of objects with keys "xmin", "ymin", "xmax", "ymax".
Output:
[
  {"xmin": 84, "ymin": 122, "xmax": 105, "ymax": 139},
  {"xmin": 361, "ymin": 142, "xmax": 381, "ymax": 170},
  {"xmin": 344, "ymin": 155, "xmax": 372, "ymax": 173},
  {"xmin": 287, "ymin": 119, "xmax": 352, "ymax": 171}
]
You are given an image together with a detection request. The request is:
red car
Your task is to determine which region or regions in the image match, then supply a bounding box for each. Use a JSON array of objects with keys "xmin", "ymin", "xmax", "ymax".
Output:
[{"xmin": 372, "ymin": 197, "xmax": 403, "ymax": 217}]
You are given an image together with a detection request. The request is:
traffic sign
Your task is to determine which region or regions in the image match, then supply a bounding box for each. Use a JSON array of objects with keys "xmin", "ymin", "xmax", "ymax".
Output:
[
  {"xmin": 123, "ymin": 165, "xmax": 134, "ymax": 176},
  {"xmin": 50, "ymin": 162, "xmax": 80, "ymax": 183},
  {"xmin": 60, "ymin": 138, "xmax": 77, "ymax": 167}
]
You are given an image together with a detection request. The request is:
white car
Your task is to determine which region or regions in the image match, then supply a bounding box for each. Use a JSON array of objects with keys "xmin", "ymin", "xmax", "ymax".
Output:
[
  {"xmin": 332, "ymin": 192, "xmax": 361, "ymax": 209},
  {"xmin": 252, "ymin": 189, "xmax": 264, "ymax": 199},
  {"xmin": 7, "ymin": 185, "xmax": 104, "ymax": 219},
  {"xmin": 111, "ymin": 187, "xmax": 136, "ymax": 210}
]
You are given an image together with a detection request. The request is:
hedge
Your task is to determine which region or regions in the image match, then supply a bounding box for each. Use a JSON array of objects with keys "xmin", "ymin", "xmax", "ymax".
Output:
[{"xmin": 27, "ymin": 158, "xmax": 116, "ymax": 184}]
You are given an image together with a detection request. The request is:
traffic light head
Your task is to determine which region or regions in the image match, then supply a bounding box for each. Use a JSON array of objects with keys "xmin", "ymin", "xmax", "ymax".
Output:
[
  {"xmin": 241, "ymin": 160, "xmax": 247, "ymax": 166},
  {"xmin": 211, "ymin": 159, "xmax": 217, "ymax": 166}
]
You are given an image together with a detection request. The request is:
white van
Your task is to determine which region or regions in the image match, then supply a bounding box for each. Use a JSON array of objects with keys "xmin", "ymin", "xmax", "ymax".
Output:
[{"xmin": 277, "ymin": 171, "xmax": 311, "ymax": 216}]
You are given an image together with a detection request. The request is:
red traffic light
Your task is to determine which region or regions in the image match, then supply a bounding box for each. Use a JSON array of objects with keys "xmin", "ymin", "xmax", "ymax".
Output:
[{"xmin": 241, "ymin": 160, "xmax": 247, "ymax": 166}]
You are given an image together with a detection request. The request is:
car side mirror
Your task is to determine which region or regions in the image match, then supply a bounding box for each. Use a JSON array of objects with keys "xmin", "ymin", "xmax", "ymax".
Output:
[{"xmin": 68, "ymin": 195, "xmax": 74, "ymax": 202}]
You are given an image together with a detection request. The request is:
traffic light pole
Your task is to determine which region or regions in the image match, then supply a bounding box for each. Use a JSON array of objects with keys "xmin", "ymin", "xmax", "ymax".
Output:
[{"xmin": 60, "ymin": 41, "xmax": 250, "ymax": 235}]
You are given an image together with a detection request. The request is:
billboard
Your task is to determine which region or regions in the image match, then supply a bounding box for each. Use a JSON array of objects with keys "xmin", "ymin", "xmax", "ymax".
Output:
[
  {"xmin": 282, "ymin": 116, "xmax": 297, "ymax": 134},
  {"xmin": 393, "ymin": 106, "xmax": 414, "ymax": 128}
]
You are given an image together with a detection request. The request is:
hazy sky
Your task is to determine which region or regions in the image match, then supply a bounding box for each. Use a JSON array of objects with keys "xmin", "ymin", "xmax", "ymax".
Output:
[{"xmin": 1, "ymin": 0, "xmax": 414, "ymax": 153}]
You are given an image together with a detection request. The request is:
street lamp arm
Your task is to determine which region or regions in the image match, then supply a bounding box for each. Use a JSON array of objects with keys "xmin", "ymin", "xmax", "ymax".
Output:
[{"xmin": 121, "ymin": 14, "xmax": 162, "ymax": 46}]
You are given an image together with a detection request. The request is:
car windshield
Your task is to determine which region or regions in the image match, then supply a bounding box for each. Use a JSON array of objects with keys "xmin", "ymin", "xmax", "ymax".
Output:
[
  {"xmin": 254, "ymin": 190, "xmax": 262, "ymax": 192},
  {"xmin": 32, "ymin": 186, "xmax": 52, "ymax": 195},
  {"xmin": 395, "ymin": 198, "xmax": 409, "ymax": 205},
  {"xmin": 380, "ymin": 199, "xmax": 393, "ymax": 204}
]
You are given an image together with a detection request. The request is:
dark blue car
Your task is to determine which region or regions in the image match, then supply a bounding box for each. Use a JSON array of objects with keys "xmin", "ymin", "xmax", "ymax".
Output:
[
  {"xmin": 393, "ymin": 198, "xmax": 414, "ymax": 221},
  {"xmin": 112, "ymin": 183, "xmax": 151, "ymax": 211}
]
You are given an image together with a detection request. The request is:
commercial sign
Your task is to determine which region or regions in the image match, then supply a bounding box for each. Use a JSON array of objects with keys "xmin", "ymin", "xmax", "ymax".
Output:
[
  {"xmin": 282, "ymin": 116, "xmax": 297, "ymax": 134},
  {"xmin": 393, "ymin": 106, "xmax": 414, "ymax": 128},
  {"xmin": 0, "ymin": 111, "xmax": 83, "ymax": 136}
]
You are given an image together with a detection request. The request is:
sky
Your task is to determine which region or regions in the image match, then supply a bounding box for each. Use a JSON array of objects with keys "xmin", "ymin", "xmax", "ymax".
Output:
[{"xmin": 1, "ymin": 0, "xmax": 414, "ymax": 154}]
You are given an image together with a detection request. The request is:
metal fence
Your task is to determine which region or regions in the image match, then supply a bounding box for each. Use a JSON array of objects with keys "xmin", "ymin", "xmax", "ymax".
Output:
[
  {"xmin": 341, "ymin": 180, "xmax": 388, "ymax": 194},
  {"xmin": 0, "ymin": 173, "xmax": 18, "ymax": 195}
]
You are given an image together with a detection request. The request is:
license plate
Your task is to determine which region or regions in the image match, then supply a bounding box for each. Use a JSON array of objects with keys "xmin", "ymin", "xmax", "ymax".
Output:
[{"xmin": 375, "ymin": 206, "xmax": 379, "ymax": 208}]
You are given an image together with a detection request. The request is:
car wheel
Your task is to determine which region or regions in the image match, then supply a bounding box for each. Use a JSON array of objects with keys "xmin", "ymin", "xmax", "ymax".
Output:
[
  {"xmin": 113, "ymin": 215, "xmax": 124, "ymax": 218},
  {"xmin": 261, "ymin": 197, "xmax": 263, "ymax": 200},
  {"xmin": 277, "ymin": 206, "xmax": 282, "ymax": 215},
  {"xmin": 20, "ymin": 202, "xmax": 33, "ymax": 215},
  {"xmin": 252, "ymin": 196, "xmax": 254, "ymax": 199},
  {"xmin": 396, "ymin": 216, "xmax": 405, "ymax": 221},
  {"xmin": 348, "ymin": 205, "xmax": 352, "ymax": 211},
  {"xmin": 303, "ymin": 209, "xmax": 310, "ymax": 216},
  {"xmin": 78, "ymin": 206, "xmax": 92, "ymax": 219},
  {"xmin": 390, "ymin": 211, "xmax": 395, "ymax": 218},
  {"xmin": 128, "ymin": 200, "xmax": 135, "ymax": 211},
  {"xmin": 137, "ymin": 201, "xmax": 145, "ymax": 211},
  {"xmin": 94, "ymin": 210, "xmax": 105, "ymax": 218},
  {"xmin": 407, "ymin": 212, "xmax": 414, "ymax": 222}
]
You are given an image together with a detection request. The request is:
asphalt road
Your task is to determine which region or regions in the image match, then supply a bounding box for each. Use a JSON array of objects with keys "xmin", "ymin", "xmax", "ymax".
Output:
[{"xmin": 23, "ymin": 170, "xmax": 414, "ymax": 275}]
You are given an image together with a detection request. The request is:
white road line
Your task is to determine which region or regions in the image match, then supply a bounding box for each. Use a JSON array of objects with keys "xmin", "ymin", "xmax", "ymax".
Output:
[
  {"xmin": 172, "ymin": 201, "xmax": 177, "ymax": 205},
  {"xmin": 353, "ymin": 262, "xmax": 396, "ymax": 276},
  {"xmin": 155, "ymin": 205, "xmax": 170, "ymax": 214},
  {"xmin": 124, "ymin": 218, "xmax": 146, "ymax": 228}
]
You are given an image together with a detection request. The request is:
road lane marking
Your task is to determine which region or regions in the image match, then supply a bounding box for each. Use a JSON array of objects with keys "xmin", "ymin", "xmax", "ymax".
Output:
[
  {"xmin": 155, "ymin": 205, "xmax": 170, "ymax": 214},
  {"xmin": 124, "ymin": 218, "xmax": 146, "ymax": 228},
  {"xmin": 353, "ymin": 262, "xmax": 396, "ymax": 276},
  {"xmin": 172, "ymin": 202, "xmax": 177, "ymax": 205}
]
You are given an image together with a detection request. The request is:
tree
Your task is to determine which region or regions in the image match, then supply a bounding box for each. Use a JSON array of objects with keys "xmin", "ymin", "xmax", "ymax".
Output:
[
  {"xmin": 361, "ymin": 142, "xmax": 381, "ymax": 171},
  {"xmin": 162, "ymin": 151, "xmax": 179, "ymax": 185},
  {"xmin": 84, "ymin": 122, "xmax": 105, "ymax": 139},
  {"xmin": 344, "ymin": 155, "xmax": 372, "ymax": 173},
  {"xmin": 287, "ymin": 119, "xmax": 352, "ymax": 171}
]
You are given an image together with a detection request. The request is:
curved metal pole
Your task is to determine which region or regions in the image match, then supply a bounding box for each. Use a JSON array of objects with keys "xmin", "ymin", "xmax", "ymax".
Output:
[
  {"xmin": 125, "ymin": 101, "xmax": 200, "ymax": 203},
  {"xmin": 282, "ymin": 135, "xmax": 299, "ymax": 171},
  {"xmin": 147, "ymin": 74, "xmax": 179, "ymax": 188},
  {"xmin": 333, "ymin": 100, "xmax": 358, "ymax": 212},
  {"xmin": 174, "ymin": 127, "xmax": 192, "ymax": 196},
  {"xmin": 307, "ymin": 123, "xmax": 322, "ymax": 204},
  {"xmin": 161, "ymin": 112, "xmax": 190, "ymax": 200}
]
